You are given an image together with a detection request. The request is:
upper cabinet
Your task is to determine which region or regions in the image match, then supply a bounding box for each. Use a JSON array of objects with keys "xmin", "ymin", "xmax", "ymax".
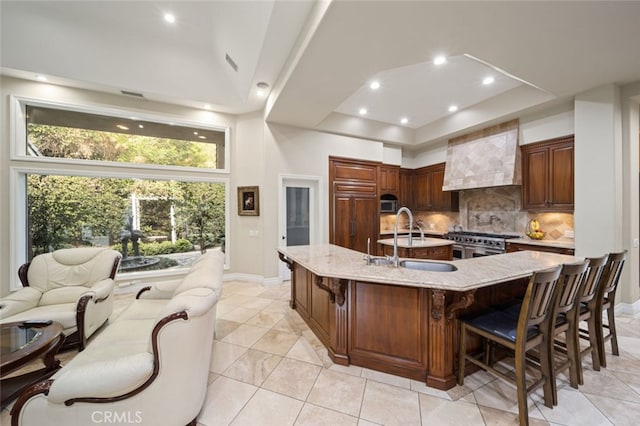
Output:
[
  {"xmin": 414, "ymin": 163, "xmax": 459, "ymax": 212},
  {"xmin": 521, "ymin": 136, "xmax": 574, "ymax": 212},
  {"xmin": 379, "ymin": 164, "xmax": 400, "ymax": 195},
  {"xmin": 399, "ymin": 168, "xmax": 414, "ymax": 209}
]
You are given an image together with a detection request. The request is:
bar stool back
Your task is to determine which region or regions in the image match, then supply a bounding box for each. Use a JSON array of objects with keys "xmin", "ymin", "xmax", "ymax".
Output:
[
  {"xmin": 574, "ymin": 255, "xmax": 608, "ymax": 384},
  {"xmin": 594, "ymin": 250, "xmax": 627, "ymax": 367},
  {"xmin": 548, "ymin": 260, "xmax": 589, "ymax": 405}
]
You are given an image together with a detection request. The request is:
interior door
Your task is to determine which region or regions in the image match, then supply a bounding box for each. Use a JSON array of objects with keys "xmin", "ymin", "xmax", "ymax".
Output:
[{"xmin": 279, "ymin": 177, "xmax": 320, "ymax": 281}]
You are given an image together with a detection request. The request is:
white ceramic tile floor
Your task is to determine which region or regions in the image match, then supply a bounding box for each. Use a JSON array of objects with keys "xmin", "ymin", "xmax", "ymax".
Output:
[{"xmin": 3, "ymin": 279, "xmax": 640, "ymax": 426}]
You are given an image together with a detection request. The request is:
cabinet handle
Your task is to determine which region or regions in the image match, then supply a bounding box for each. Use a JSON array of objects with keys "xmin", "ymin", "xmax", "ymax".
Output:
[{"xmin": 350, "ymin": 220, "xmax": 356, "ymax": 237}]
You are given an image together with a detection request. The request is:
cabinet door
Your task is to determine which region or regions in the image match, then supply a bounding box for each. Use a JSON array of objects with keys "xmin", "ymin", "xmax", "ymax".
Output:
[
  {"xmin": 414, "ymin": 168, "xmax": 433, "ymax": 210},
  {"xmin": 548, "ymin": 143, "xmax": 574, "ymax": 210},
  {"xmin": 522, "ymin": 147, "xmax": 549, "ymax": 210},
  {"xmin": 399, "ymin": 168, "xmax": 414, "ymax": 209},
  {"xmin": 332, "ymin": 195, "xmax": 352, "ymax": 248},
  {"xmin": 352, "ymin": 196, "xmax": 378, "ymax": 254},
  {"xmin": 379, "ymin": 165, "xmax": 400, "ymax": 194},
  {"xmin": 431, "ymin": 164, "xmax": 459, "ymax": 211}
]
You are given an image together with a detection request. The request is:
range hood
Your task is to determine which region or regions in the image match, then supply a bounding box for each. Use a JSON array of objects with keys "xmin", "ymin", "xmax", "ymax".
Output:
[{"xmin": 442, "ymin": 119, "xmax": 521, "ymax": 191}]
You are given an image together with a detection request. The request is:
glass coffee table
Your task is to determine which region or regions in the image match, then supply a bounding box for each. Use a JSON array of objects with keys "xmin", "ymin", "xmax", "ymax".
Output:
[{"xmin": 0, "ymin": 321, "xmax": 65, "ymax": 408}]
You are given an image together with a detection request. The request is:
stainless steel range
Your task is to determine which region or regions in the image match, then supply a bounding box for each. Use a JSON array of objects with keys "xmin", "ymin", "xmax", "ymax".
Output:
[{"xmin": 444, "ymin": 231, "xmax": 521, "ymax": 259}]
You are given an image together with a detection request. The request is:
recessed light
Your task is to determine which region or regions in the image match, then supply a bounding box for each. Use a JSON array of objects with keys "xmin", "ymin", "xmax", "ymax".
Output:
[
  {"xmin": 198, "ymin": 135, "xmax": 206, "ymax": 139},
  {"xmin": 193, "ymin": 131, "xmax": 198, "ymax": 135},
  {"xmin": 256, "ymin": 82, "xmax": 269, "ymax": 97},
  {"xmin": 448, "ymin": 105, "xmax": 458, "ymax": 113},
  {"xmin": 164, "ymin": 13, "xmax": 176, "ymax": 24},
  {"xmin": 434, "ymin": 56, "xmax": 447, "ymax": 65},
  {"xmin": 138, "ymin": 124, "xmax": 144, "ymax": 129},
  {"xmin": 482, "ymin": 76, "xmax": 495, "ymax": 85},
  {"xmin": 359, "ymin": 108, "xmax": 367, "ymax": 115},
  {"xmin": 35, "ymin": 75, "xmax": 47, "ymax": 82},
  {"xmin": 369, "ymin": 81, "xmax": 380, "ymax": 90},
  {"xmin": 116, "ymin": 124, "xmax": 129, "ymax": 130},
  {"xmin": 400, "ymin": 117, "xmax": 409, "ymax": 125}
]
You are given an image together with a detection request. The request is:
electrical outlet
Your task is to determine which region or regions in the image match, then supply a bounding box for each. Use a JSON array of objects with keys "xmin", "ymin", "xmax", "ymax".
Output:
[
  {"xmin": 634, "ymin": 238, "xmax": 639, "ymax": 248},
  {"xmin": 564, "ymin": 230, "xmax": 574, "ymax": 238},
  {"xmin": 429, "ymin": 223, "xmax": 435, "ymax": 230}
]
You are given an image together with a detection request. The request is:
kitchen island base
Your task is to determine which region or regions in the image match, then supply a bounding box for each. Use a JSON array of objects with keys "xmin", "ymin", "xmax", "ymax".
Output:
[{"xmin": 280, "ymin": 254, "xmax": 528, "ymax": 390}]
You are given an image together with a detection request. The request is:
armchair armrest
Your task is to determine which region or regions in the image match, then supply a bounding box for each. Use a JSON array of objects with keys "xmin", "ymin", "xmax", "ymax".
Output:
[
  {"xmin": 0, "ymin": 287, "xmax": 42, "ymax": 318},
  {"xmin": 136, "ymin": 279, "xmax": 182, "ymax": 300},
  {"xmin": 47, "ymin": 352, "xmax": 154, "ymax": 404},
  {"xmin": 84, "ymin": 279, "xmax": 114, "ymax": 303}
]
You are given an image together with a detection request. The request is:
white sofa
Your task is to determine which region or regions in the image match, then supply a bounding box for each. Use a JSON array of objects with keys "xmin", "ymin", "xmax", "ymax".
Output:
[
  {"xmin": 0, "ymin": 248, "xmax": 122, "ymax": 351},
  {"xmin": 10, "ymin": 249, "xmax": 224, "ymax": 426}
]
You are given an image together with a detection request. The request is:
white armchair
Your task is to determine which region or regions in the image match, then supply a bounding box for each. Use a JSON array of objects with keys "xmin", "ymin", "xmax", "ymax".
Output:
[{"xmin": 0, "ymin": 248, "xmax": 121, "ymax": 351}]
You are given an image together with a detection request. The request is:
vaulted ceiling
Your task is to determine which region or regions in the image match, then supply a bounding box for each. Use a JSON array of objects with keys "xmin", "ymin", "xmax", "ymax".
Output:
[{"xmin": 2, "ymin": 1, "xmax": 640, "ymax": 149}]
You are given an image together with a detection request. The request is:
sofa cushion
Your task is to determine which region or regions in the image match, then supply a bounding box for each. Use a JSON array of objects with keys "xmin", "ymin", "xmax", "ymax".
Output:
[
  {"xmin": 48, "ymin": 352, "xmax": 155, "ymax": 403},
  {"xmin": 39, "ymin": 286, "xmax": 90, "ymax": 306}
]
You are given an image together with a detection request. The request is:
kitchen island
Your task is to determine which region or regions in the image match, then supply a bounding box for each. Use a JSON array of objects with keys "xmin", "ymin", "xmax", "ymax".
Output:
[{"xmin": 278, "ymin": 244, "xmax": 580, "ymax": 390}]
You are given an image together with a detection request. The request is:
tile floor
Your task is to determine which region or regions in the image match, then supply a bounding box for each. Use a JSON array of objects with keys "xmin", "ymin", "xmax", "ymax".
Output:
[{"xmin": 3, "ymin": 279, "xmax": 640, "ymax": 425}]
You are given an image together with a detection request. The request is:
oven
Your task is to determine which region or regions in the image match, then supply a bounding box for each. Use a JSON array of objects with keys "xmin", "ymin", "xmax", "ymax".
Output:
[{"xmin": 446, "ymin": 231, "xmax": 520, "ymax": 259}]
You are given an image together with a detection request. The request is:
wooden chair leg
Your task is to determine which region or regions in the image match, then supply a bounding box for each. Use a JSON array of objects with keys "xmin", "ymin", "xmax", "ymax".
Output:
[
  {"xmin": 594, "ymin": 306, "xmax": 608, "ymax": 368},
  {"xmin": 606, "ymin": 306, "xmax": 619, "ymax": 356},
  {"xmin": 586, "ymin": 315, "xmax": 601, "ymax": 373},
  {"xmin": 540, "ymin": 335, "xmax": 555, "ymax": 407},
  {"xmin": 565, "ymin": 323, "xmax": 580, "ymax": 389},
  {"xmin": 515, "ymin": 346, "xmax": 530, "ymax": 426}
]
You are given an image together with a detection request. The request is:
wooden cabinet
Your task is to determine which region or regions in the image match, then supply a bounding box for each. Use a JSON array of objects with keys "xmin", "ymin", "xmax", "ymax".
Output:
[
  {"xmin": 413, "ymin": 163, "xmax": 459, "ymax": 212},
  {"xmin": 379, "ymin": 165, "xmax": 400, "ymax": 195},
  {"xmin": 399, "ymin": 168, "xmax": 414, "ymax": 209},
  {"xmin": 521, "ymin": 136, "xmax": 574, "ymax": 211},
  {"xmin": 506, "ymin": 241, "xmax": 575, "ymax": 256},
  {"xmin": 379, "ymin": 243, "xmax": 453, "ymax": 260},
  {"xmin": 330, "ymin": 157, "xmax": 379, "ymax": 253}
]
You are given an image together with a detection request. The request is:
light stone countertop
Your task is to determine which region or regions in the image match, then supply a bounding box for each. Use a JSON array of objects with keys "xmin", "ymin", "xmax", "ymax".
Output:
[
  {"xmin": 377, "ymin": 237, "xmax": 454, "ymax": 248},
  {"xmin": 278, "ymin": 244, "xmax": 582, "ymax": 292},
  {"xmin": 379, "ymin": 230, "xmax": 446, "ymax": 237},
  {"xmin": 506, "ymin": 238, "xmax": 575, "ymax": 250}
]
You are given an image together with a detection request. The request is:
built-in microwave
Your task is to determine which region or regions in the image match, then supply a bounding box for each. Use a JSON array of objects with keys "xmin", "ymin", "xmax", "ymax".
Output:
[{"xmin": 380, "ymin": 199, "xmax": 397, "ymax": 213}]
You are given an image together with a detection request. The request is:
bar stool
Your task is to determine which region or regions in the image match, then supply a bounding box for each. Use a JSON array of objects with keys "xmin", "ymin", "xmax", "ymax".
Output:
[
  {"xmin": 458, "ymin": 266, "xmax": 562, "ymax": 426},
  {"xmin": 547, "ymin": 260, "xmax": 589, "ymax": 406},
  {"xmin": 592, "ymin": 251, "xmax": 627, "ymax": 367},
  {"xmin": 571, "ymin": 255, "xmax": 608, "ymax": 384}
]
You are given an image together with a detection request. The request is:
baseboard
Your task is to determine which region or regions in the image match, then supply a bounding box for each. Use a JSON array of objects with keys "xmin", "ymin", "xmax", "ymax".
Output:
[
  {"xmin": 615, "ymin": 298, "xmax": 640, "ymax": 315},
  {"xmin": 223, "ymin": 273, "xmax": 283, "ymax": 286}
]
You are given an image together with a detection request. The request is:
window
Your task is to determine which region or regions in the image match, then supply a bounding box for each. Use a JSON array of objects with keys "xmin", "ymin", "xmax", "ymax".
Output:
[{"xmin": 11, "ymin": 97, "xmax": 229, "ymax": 284}]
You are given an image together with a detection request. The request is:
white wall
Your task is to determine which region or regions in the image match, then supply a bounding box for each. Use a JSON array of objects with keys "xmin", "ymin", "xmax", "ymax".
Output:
[{"xmin": 574, "ymin": 85, "xmax": 622, "ymax": 257}]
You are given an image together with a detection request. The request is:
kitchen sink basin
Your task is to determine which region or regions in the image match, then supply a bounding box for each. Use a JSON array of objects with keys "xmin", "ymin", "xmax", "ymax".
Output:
[{"xmin": 399, "ymin": 260, "xmax": 458, "ymax": 272}]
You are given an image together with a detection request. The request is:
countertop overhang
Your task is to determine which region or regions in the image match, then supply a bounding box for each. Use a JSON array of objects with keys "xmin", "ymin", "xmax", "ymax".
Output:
[{"xmin": 278, "ymin": 244, "xmax": 581, "ymax": 292}]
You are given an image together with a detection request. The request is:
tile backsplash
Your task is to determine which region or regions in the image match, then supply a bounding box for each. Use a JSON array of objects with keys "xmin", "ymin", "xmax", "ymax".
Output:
[{"xmin": 380, "ymin": 186, "xmax": 574, "ymax": 241}]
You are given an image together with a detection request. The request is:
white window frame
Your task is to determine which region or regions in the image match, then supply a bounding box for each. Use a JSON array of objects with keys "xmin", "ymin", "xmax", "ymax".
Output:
[{"xmin": 9, "ymin": 96, "xmax": 231, "ymax": 290}]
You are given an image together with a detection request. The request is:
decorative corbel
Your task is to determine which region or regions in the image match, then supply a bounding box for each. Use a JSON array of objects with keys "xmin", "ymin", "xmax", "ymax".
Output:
[
  {"xmin": 431, "ymin": 289, "xmax": 476, "ymax": 321},
  {"xmin": 316, "ymin": 276, "xmax": 347, "ymax": 306}
]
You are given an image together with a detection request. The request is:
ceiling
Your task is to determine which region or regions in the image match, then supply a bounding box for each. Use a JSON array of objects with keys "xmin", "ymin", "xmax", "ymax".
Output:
[{"xmin": 3, "ymin": 1, "xmax": 640, "ymax": 149}]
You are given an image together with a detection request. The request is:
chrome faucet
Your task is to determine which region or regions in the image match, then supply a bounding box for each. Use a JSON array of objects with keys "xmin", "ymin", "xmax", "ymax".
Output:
[
  {"xmin": 392, "ymin": 207, "xmax": 414, "ymax": 267},
  {"xmin": 414, "ymin": 223, "xmax": 425, "ymax": 242}
]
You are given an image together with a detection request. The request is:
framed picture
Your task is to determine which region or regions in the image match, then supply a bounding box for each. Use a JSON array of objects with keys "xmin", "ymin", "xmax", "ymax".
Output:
[{"xmin": 238, "ymin": 186, "xmax": 259, "ymax": 216}]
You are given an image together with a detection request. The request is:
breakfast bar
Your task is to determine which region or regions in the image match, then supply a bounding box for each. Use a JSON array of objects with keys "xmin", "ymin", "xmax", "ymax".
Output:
[{"xmin": 278, "ymin": 244, "xmax": 581, "ymax": 390}]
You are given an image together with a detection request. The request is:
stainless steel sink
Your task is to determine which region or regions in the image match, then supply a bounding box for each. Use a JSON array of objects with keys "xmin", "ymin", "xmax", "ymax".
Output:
[{"xmin": 399, "ymin": 260, "xmax": 458, "ymax": 272}]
